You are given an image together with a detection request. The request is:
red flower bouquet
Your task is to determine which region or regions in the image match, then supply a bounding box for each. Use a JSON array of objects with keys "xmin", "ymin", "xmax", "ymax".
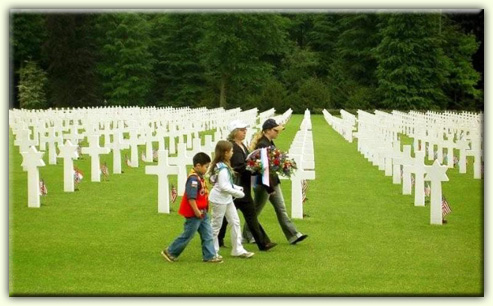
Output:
[{"xmin": 246, "ymin": 146, "xmax": 297, "ymax": 178}]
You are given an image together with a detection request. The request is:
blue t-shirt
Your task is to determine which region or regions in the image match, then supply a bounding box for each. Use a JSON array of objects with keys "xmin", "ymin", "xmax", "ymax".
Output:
[{"xmin": 185, "ymin": 175, "xmax": 200, "ymax": 200}]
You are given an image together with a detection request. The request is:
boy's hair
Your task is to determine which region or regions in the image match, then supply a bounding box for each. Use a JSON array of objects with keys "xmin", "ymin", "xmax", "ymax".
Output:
[{"xmin": 193, "ymin": 152, "xmax": 211, "ymax": 166}]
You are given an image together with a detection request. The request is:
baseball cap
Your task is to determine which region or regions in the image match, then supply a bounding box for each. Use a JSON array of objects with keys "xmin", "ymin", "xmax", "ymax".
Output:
[
  {"xmin": 262, "ymin": 119, "xmax": 285, "ymax": 131},
  {"xmin": 228, "ymin": 120, "xmax": 250, "ymax": 132}
]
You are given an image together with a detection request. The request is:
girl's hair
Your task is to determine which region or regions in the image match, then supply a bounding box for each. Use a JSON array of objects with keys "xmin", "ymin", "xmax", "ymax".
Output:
[
  {"xmin": 248, "ymin": 131, "xmax": 264, "ymax": 151},
  {"xmin": 207, "ymin": 140, "xmax": 233, "ymax": 177}
]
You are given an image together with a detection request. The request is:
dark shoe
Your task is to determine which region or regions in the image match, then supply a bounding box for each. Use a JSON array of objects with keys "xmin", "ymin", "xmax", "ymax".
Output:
[
  {"xmin": 261, "ymin": 242, "xmax": 277, "ymax": 251},
  {"xmin": 219, "ymin": 239, "xmax": 226, "ymax": 248},
  {"xmin": 290, "ymin": 234, "xmax": 308, "ymax": 245}
]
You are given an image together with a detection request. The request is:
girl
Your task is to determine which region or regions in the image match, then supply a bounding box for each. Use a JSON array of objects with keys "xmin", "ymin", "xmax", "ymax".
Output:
[
  {"xmin": 208, "ymin": 140, "xmax": 255, "ymax": 258},
  {"xmin": 217, "ymin": 120, "xmax": 277, "ymax": 251}
]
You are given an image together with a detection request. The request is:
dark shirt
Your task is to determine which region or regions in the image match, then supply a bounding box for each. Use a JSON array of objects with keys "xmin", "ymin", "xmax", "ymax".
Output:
[
  {"xmin": 230, "ymin": 141, "xmax": 252, "ymax": 203},
  {"xmin": 255, "ymin": 135, "xmax": 281, "ymax": 193}
]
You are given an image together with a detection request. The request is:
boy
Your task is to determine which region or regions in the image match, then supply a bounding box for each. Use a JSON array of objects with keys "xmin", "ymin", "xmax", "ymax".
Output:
[{"xmin": 161, "ymin": 152, "xmax": 223, "ymax": 263}]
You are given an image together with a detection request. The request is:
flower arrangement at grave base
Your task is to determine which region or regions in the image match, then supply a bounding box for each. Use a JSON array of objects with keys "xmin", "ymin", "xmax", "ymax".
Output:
[{"xmin": 246, "ymin": 146, "xmax": 297, "ymax": 178}]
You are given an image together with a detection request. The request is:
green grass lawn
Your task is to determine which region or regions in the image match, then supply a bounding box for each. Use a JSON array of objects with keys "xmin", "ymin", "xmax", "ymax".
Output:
[{"xmin": 8, "ymin": 114, "xmax": 483, "ymax": 296}]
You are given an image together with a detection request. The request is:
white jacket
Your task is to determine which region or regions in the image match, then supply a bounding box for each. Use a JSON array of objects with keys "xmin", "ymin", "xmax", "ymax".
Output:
[{"xmin": 209, "ymin": 163, "xmax": 245, "ymax": 205}]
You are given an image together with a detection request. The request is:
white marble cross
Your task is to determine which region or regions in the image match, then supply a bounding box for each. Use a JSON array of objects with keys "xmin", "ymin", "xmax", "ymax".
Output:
[
  {"xmin": 392, "ymin": 141, "xmax": 403, "ymax": 184},
  {"xmin": 456, "ymin": 138, "xmax": 470, "ymax": 174},
  {"xmin": 145, "ymin": 150, "xmax": 179, "ymax": 213},
  {"xmin": 142, "ymin": 128, "xmax": 155, "ymax": 163},
  {"xmin": 466, "ymin": 132, "xmax": 482, "ymax": 179},
  {"xmin": 81, "ymin": 135, "xmax": 110, "ymax": 182},
  {"xmin": 408, "ymin": 150, "xmax": 426, "ymax": 207},
  {"xmin": 42, "ymin": 126, "xmax": 63, "ymax": 165},
  {"xmin": 108, "ymin": 131, "xmax": 129, "ymax": 174},
  {"xmin": 14, "ymin": 128, "xmax": 37, "ymax": 153},
  {"xmin": 424, "ymin": 160, "xmax": 449, "ymax": 225},
  {"xmin": 58, "ymin": 140, "xmax": 79, "ymax": 192},
  {"xmin": 290, "ymin": 155, "xmax": 315, "ymax": 219},
  {"xmin": 401, "ymin": 145, "xmax": 413, "ymax": 195},
  {"xmin": 203, "ymin": 135, "xmax": 215, "ymax": 156},
  {"xmin": 63, "ymin": 124, "xmax": 85, "ymax": 147},
  {"xmin": 168, "ymin": 143, "xmax": 192, "ymax": 194},
  {"xmin": 442, "ymin": 139, "xmax": 456, "ymax": 168},
  {"xmin": 127, "ymin": 129, "xmax": 142, "ymax": 168},
  {"xmin": 21, "ymin": 146, "xmax": 45, "ymax": 208}
]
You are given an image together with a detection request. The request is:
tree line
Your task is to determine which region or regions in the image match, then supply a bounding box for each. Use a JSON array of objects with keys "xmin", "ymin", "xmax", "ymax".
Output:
[{"xmin": 10, "ymin": 11, "xmax": 484, "ymax": 112}]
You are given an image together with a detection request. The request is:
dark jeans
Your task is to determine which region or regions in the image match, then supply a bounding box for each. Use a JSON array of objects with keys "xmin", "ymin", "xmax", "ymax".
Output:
[{"xmin": 218, "ymin": 199, "xmax": 272, "ymax": 250}]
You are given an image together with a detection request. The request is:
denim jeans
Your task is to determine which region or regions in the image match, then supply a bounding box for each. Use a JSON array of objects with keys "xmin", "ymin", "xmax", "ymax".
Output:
[
  {"xmin": 244, "ymin": 184, "xmax": 303, "ymax": 244},
  {"xmin": 166, "ymin": 212, "xmax": 216, "ymax": 261}
]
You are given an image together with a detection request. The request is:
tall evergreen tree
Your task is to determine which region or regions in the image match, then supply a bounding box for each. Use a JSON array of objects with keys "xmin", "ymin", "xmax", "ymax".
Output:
[
  {"xmin": 10, "ymin": 13, "xmax": 47, "ymax": 108},
  {"xmin": 44, "ymin": 14, "xmax": 100, "ymax": 107},
  {"xmin": 441, "ymin": 16, "xmax": 481, "ymax": 110},
  {"xmin": 332, "ymin": 14, "xmax": 380, "ymax": 109},
  {"xmin": 148, "ymin": 14, "xmax": 206, "ymax": 107},
  {"xmin": 96, "ymin": 13, "xmax": 155, "ymax": 106},
  {"xmin": 200, "ymin": 13, "xmax": 289, "ymax": 108},
  {"xmin": 375, "ymin": 13, "xmax": 448, "ymax": 110},
  {"xmin": 18, "ymin": 60, "xmax": 48, "ymax": 109}
]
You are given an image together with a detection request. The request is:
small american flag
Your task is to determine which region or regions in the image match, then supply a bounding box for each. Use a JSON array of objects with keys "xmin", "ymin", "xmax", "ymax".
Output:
[
  {"xmin": 153, "ymin": 149, "xmax": 159, "ymax": 162},
  {"xmin": 100, "ymin": 162, "xmax": 109, "ymax": 181},
  {"xmin": 411, "ymin": 175, "xmax": 415, "ymax": 186},
  {"xmin": 453, "ymin": 156, "xmax": 459, "ymax": 167},
  {"xmin": 74, "ymin": 167, "xmax": 83, "ymax": 190},
  {"xmin": 141, "ymin": 152, "xmax": 146, "ymax": 162},
  {"xmin": 301, "ymin": 180, "xmax": 308, "ymax": 203},
  {"xmin": 424, "ymin": 183, "xmax": 431, "ymax": 197},
  {"xmin": 125, "ymin": 154, "xmax": 131, "ymax": 167},
  {"xmin": 39, "ymin": 179, "xmax": 47, "ymax": 196},
  {"xmin": 442, "ymin": 195, "xmax": 452, "ymax": 217},
  {"xmin": 171, "ymin": 184, "xmax": 177, "ymax": 203}
]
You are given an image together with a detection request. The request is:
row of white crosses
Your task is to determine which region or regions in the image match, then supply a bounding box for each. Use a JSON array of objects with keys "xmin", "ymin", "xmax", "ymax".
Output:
[
  {"xmin": 392, "ymin": 110, "xmax": 483, "ymax": 179},
  {"xmin": 322, "ymin": 109, "xmax": 357, "ymax": 143},
  {"xmin": 325, "ymin": 109, "xmax": 455, "ymax": 225},
  {"xmin": 10, "ymin": 106, "xmax": 259, "ymax": 209},
  {"xmin": 280, "ymin": 109, "xmax": 316, "ymax": 219}
]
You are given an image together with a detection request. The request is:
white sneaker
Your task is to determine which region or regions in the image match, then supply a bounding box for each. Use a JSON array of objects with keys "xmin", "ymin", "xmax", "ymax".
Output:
[{"xmin": 235, "ymin": 251, "xmax": 254, "ymax": 258}]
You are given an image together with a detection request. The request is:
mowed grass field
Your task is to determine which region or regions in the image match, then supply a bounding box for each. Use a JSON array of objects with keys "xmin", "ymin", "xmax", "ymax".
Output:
[{"xmin": 8, "ymin": 114, "xmax": 483, "ymax": 296}]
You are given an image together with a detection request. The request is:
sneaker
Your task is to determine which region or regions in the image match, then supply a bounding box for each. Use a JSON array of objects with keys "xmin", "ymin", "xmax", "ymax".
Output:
[
  {"xmin": 161, "ymin": 249, "xmax": 177, "ymax": 262},
  {"xmin": 235, "ymin": 251, "xmax": 255, "ymax": 258},
  {"xmin": 203, "ymin": 256, "xmax": 224, "ymax": 263}
]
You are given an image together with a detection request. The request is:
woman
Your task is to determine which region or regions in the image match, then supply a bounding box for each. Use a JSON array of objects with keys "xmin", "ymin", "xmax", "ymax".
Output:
[
  {"xmin": 218, "ymin": 120, "xmax": 277, "ymax": 251},
  {"xmin": 244, "ymin": 118, "xmax": 308, "ymax": 245}
]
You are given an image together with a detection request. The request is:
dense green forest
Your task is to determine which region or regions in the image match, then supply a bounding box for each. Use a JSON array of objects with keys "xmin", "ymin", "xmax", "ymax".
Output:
[{"xmin": 10, "ymin": 10, "xmax": 484, "ymax": 112}]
